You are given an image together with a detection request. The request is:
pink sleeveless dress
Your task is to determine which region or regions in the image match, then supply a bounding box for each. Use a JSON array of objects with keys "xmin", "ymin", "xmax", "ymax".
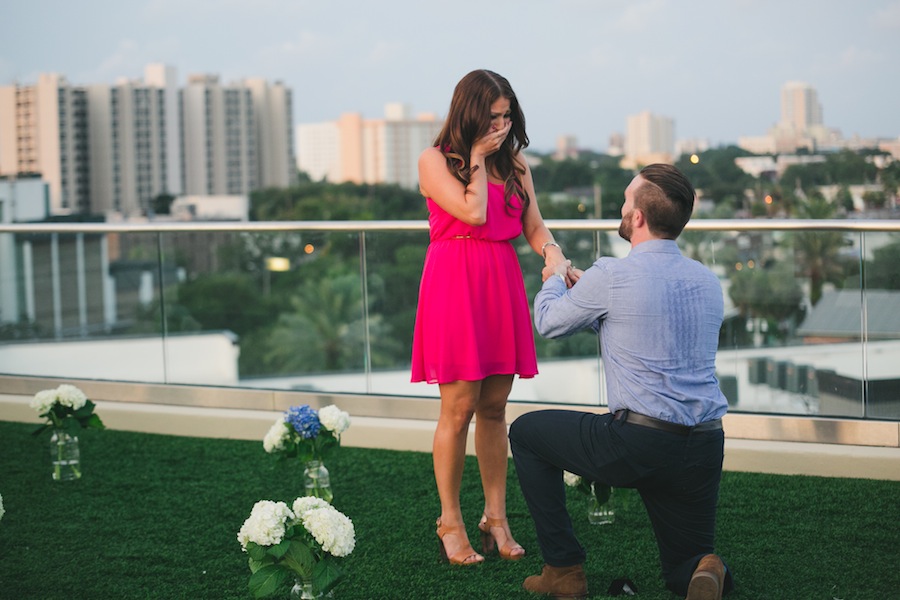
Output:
[{"xmin": 410, "ymin": 181, "xmax": 538, "ymax": 384}]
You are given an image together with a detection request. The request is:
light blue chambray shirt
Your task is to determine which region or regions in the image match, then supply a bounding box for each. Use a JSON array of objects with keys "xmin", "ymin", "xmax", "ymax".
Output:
[{"xmin": 534, "ymin": 239, "xmax": 728, "ymax": 426}]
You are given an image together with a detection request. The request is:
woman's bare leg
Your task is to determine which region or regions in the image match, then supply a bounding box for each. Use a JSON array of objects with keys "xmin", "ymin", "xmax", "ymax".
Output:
[
  {"xmin": 474, "ymin": 374, "xmax": 524, "ymax": 557},
  {"xmin": 433, "ymin": 379, "xmax": 483, "ymax": 562}
]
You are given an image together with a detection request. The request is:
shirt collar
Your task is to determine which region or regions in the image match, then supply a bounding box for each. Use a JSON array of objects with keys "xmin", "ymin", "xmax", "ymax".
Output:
[{"xmin": 628, "ymin": 238, "xmax": 681, "ymax": 257}]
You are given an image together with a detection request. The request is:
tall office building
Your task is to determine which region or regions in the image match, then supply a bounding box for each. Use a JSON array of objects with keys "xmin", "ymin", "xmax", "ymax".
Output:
[
  {"xmin": 144, "ymin": 64, "xmax": 183, "ymax": 197},
  {"xmin": 740, "ymin": 81, "xmax": 834, "ymax": 154},
  {"xmin": 554, "ymin": 135, "xmax": 579, "ymax": 160},
  {"xmin": 374, "ymin": 103, "xmax": 442, "ymax": 189},
  {"xmin": 181, "ymin": 74, "xmax": 258, "ymax": 196},
  {"xmin": 780, "ymin": 81, "xmax": 823, "ymax": 133},
  {"xmin": 86, "ymin": 76, "xmax": 171, "ymax": 216},
  {"xmin": 0, "ymin": 74, "xmax": 90, "ymax": 214},
  {"xmin": 296, "ymin": 121, "xmax": 340, "ymax": 182},
  {"xmin": 1, "ymin": 66, "xmax": 294, "ymax": 216},
  {"xmin": 296, "ymin": 104, "xmax": 442, "ymax": 190},
  {"xmin": 622, "ymin": 110, "xmax": 675, "ymax": 169},
  {"xmin": 245, "ymin": 78, "xmax": 295, "ymax": 189}
]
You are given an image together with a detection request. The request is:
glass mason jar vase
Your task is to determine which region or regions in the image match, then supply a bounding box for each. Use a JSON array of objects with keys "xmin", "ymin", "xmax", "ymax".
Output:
[
  {"xmin": 303, "ymin": 460, "xmax": 333, "ymax": 503},
  {"xmin": 587, "ymin": 483, "xmax": 614, "ymax": 525},
  {"xmin": 50, "ymin": 429, "xmax": 82, "ymax": 481},
  {"xmin": 290, "ymin": 579, "xmax": 318, "ymax": 600},
  {"xmin": 290, "ymin": 578, "xmax": 334, "ymax": 599}
]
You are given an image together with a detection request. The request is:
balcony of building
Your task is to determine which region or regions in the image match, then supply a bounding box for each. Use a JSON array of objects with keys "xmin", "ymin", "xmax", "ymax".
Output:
[{"xmin": 0, "ymin": 219, "xmax": 898, "ymax": 482}]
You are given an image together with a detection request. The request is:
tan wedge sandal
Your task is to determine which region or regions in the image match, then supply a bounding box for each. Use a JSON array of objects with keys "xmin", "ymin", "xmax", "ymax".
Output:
[
  {"xmin": 436, "ymin": 518, "xmax": 484, "ymax": 566},
  {"xmin": 478, "ymin": 514, "xmax": 526, "ymax": 561}
]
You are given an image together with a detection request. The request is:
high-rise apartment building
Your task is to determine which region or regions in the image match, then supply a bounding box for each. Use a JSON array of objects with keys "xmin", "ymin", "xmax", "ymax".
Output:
[
  {"xmin": 296, "ymin": 104, "xmax": 443, "ymax": 190},
  {"xmin": 296, "ymin": 121, "xmax": 340, "ymax": 183},
  {"xmin": 621, "ymin": 110, "xmax": 675, "ymax": 169},
  {"xmin": 182, "ymin": 74, "xmax": 258, "ymax": 196},
  {"xmin": 1, "ymin": 65, "xmax": 293, "ymax": 217},
  {"xmin": 245, "ymin": 78, "xmax": 295, "ymax": 189},
  {"xmin": 740, "ymin": 82, "xmax": 835, "ymax": 154},
  {"xmin": 780, "ymin": 81, "xmax": 823, "ymax": 133},
  {"xmin": 0, "ymin": 74, "xmax": 90, "ymax": 214},
  {"xmin": 86, "ymin": 76, "xmax": 172, "ymax": 216},
  {"xmin": 144, "ymin": 64, "xmax": 183, "ymax": 197},
  {"xmin": 554, "ymin": 135, "xmax": 579, "ymax": 160}
]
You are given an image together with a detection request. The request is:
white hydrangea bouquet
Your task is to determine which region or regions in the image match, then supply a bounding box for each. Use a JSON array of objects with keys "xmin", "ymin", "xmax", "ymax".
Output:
[
  {"xmin": 263, "ymin": 404, "xmax": 351, "ymax": 463},
  {"xmin": 29, "ymin": 384, "xmax": 105, "ymax": 437},
  {"xmin": 238, "ymin": 496, "xmax": 355, "ymax": 598}
]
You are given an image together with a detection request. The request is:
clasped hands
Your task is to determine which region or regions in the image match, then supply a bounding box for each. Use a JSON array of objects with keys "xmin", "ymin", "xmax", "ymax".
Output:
[{"xmin": 542, "ymin": 258, "xmax": 582, "ymax": 288}]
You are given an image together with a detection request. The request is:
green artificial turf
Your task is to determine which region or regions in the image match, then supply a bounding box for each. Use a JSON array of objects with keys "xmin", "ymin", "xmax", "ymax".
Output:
[{"xmin": 1, "ymin": 420, "xmax": 898, "ymax": 599}]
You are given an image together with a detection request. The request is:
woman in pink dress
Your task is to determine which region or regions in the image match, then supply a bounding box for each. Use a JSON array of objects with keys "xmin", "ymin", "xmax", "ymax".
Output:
[{"xmin": 411, "ymin": 69, "xmax": 571, "ymax": 566}]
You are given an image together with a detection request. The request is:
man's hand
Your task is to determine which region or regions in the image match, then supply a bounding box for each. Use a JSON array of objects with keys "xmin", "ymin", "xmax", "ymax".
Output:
[
  {"xmin": 567, "ymin": 266, "xmax": 584, "ymax": 285},
  {"xmin": 542, "ymin": 260, "xmax": 578, "ymax": 287}
]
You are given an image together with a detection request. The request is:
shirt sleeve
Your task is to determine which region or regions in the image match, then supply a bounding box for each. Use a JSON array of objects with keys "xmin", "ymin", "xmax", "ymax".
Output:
[{"xmin": 533, "ymin": 261, "xmax": 611, "ymax": 339}]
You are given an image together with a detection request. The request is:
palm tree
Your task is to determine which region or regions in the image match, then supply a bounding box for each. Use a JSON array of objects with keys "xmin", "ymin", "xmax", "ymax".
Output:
[
  {"xmin": 261, "ymin": 272, "xmax": 402, "ymax": 373},
  {"xmin": 791, "ymin": 191, "xmax": 848, "ymax": 306}
]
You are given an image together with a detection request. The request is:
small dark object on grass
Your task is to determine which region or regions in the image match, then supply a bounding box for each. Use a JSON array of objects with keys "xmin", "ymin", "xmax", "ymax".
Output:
[{"xmin": 607, "ymin": 577, "xmax": 638, "ymax": 596}]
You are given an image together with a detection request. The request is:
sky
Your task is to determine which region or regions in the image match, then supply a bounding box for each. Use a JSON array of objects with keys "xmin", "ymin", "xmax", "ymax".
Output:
[{"xmin": 3, "ymin": 0, "xmax": 900, "ymax": 153}]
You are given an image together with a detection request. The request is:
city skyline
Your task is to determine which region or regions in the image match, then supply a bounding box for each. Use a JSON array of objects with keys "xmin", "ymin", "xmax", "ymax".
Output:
[{"xmin": 2, "ymin": 1, "xmax": 900, "ymax": 153}]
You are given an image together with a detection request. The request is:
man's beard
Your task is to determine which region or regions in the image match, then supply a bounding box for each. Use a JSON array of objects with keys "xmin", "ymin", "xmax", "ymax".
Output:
[{"xmin": 618, "ymin": 210, "xmax": 633, "ymax": 241}]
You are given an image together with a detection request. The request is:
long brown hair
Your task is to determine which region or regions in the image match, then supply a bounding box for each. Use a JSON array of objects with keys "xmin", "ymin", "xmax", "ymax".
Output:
[{"xmin": 433, "ymin": 69, "xmax": 530, "ymax": 217}]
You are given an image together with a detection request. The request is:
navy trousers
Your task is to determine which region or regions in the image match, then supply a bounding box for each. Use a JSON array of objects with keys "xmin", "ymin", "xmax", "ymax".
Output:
[{"xmin": 509, "ymin": 409, "xmax": 734, "ymax": 597}]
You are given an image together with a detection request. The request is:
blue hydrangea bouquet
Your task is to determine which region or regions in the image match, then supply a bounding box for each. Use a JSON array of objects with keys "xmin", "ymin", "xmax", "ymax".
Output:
[
  {"xmin": 263, "ymin": 404, "xmax": 351, "ymax": 463},
  {"xmin": 263, "ymin": 404, "xmax": 351, "ymax": 502}
]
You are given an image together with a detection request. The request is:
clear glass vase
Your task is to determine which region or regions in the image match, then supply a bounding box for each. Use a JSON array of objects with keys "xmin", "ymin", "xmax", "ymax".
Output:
[
  {"xmin": 289, "ymin": 578, "xmax": 334, "ymax": 599},
  {"xmin": 290, "ymin": 579, "xmax": 318, "ymax": 599},
  {"xmin": 303, "ymin": 460, "xmax": 333, "ymax": 503},
  {"xmin": 50, "ymin": 429, "xmax": 82, "ymax": 481},
  {"xmin": 587, "ymin": 483, "xmax": 614, "ymax": 525}
]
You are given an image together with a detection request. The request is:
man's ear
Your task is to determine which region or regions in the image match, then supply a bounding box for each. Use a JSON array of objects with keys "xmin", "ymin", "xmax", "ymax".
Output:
[{"xmin": 632, "ymin": 208, "xmax": 646, "ymax": 228}]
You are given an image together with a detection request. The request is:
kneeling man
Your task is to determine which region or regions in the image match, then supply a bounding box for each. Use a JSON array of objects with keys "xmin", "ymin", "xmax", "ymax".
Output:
[{"xmin": 510, "ymin": 164, "xmax": 734, "ymax": 600}]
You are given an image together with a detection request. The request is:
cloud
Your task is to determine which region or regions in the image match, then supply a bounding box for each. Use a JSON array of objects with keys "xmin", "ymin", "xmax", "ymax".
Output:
[
  {"xmin": 587, "ymin": 46, "xmax": 614, "ymax": 68},
  {"xmin": 255, "ymin": 31, "xmax": 338, "ymax": 65},
  {"xmin": 838, "ymin": 45, "xmax": 883, "ymax": 69},
  {"xmin": 81, "ymin": 37, "xmax": 181, "ymax": 83},
  {"xmin": 91, "ymin": 39, "xmax": 142, "ymax": 81},
  {"xmin": 141, "ymin": 0, "xmax": 314, "ymax": 21},
  {"xmin": 0, "ymin": 56, "xmax": 13, "ymax": 82},
  {"xmin": 365, "ymin": 40, "xmax": 405, "ymax": 66},
  {"xmin": 614, "ymin": 0, "xmax": 669, "ymax": 32},
  {"xmin": 872, "ymin": 1, "xmax": 900, "ymax": 29}
]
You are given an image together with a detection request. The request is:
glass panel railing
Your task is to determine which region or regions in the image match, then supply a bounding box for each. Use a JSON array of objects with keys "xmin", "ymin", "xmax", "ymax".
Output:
[
  {"xmin": 360, "ymin": 229, "xmax": 431, "ymax": 397},
  {"xmin": 149, "ymin": 229, "xmax": 372, "ymax": 392},
  {"xmin": 862, "ymin": 231, "xmax": 900, "ymax": 419},
  {"xmin": 1, "ymin": 221, "xmax": 898, "ymax": 420},
  {"xmin": 705, "ymin": 226, "xmax": 870, "ymax": 417},
  {"xmin": 516, "ymin": 229, "xmax": 608, "ymax": 406}
]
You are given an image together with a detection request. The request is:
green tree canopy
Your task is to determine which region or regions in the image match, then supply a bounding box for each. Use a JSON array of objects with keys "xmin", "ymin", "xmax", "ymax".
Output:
[
  {"xmin": 866, "ymin": 239, "xmax": 900, "ymax": 290},
  {"xmin": 728, "ymin": 261, "xmax": 805, "ymax": 326},
  {"xmin": 780, "ymin": 149, "xmax": 880, "ymax": 189},
  {"xmin": 250, "ymin": 182, "xmax": 427, "ymax": 222},
  {"xmin": 674, "ymin": 146, "xmax": 756, "ymax": 206},
  {"xmin": 176, "ymin": 273, "xmax": 280, "ymax": 336},
  {"xmin": 790, "ymin": 192, "xmax": 848, "ymax": 305}
]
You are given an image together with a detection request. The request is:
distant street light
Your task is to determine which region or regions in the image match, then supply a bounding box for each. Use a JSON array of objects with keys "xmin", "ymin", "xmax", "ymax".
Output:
[
  {"xmin": 264, "ymin": 256, "xmax": 291, "ymax": 296},
  {"xmin": 265, "ymin": 256, "xmax": 291, "ymax": 272}
]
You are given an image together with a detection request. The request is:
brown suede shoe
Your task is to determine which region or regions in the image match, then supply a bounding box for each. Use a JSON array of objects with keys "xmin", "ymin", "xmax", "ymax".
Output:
[
  {"xmin": 523, "ymin": 564, "xmax": 588, "ymax": 599},
  {"xmin": 686, "ymin": 554, "xmax": 725, "ymax": 600}
]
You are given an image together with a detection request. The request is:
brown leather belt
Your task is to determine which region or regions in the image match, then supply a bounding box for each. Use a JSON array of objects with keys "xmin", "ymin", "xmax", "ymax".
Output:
[{"xmin": 614, "ymin": 409, "xmax": 722, "ymax": 435}]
